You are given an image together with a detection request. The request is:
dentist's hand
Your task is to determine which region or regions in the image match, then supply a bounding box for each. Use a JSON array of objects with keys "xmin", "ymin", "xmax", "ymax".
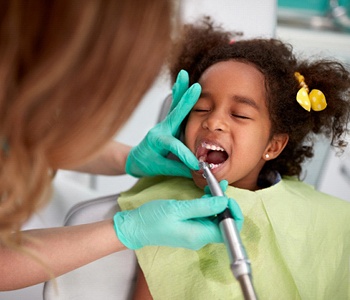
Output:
[
  {"xmin": 125, "ymin": 70, "xmax": 200, "ymax": 178},
  {"xmin": 113, "ymin": 196, "xmax": 230, "ymax": 250},
  {"xmin": 203, "ymin": 180, "xmax": 244, "ymax": 231}
]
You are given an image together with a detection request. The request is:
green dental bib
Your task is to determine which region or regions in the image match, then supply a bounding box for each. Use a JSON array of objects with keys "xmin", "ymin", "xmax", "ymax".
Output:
[{"xmin": 118, "ymin": 176, "xmax": 350, "ymax": 300}]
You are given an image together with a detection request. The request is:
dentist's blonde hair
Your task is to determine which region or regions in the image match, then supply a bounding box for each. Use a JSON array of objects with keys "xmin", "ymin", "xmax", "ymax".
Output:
[{"xmin": 0, "ymin": 0, "xmax": 173, "ymax": 247}]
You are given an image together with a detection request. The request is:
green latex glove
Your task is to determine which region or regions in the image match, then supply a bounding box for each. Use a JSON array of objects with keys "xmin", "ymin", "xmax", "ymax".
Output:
[
  {"xmin": 125, "ymin": 70, "xmax": 200, "ymax": 178},
  {"xmin": 203, "ymin": 180, "xmax": 244, "ymax": 231},
  {"xmin": 113, "ymin": 196, "xmax": 230, "ymax": 250}
]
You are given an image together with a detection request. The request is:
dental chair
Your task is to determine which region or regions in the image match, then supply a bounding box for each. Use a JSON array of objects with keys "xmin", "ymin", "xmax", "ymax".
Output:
[{"xmin": 43, "ymin": 195, "xmax": 137, "ymax": 300}]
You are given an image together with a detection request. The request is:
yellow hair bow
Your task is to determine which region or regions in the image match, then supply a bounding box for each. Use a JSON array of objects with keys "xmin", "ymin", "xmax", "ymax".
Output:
[{"xmin": 294, "ymin": 72, "xmax": 327, "ymax": 112}]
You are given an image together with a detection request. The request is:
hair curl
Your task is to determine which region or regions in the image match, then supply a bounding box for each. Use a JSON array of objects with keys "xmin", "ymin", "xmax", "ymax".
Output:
[{"xmin": 169, "ymin": 18, "xmax": 350, "ymax": 179}]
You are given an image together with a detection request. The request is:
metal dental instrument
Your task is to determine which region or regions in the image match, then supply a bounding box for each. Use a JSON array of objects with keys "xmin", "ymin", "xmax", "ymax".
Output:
[{"xmin": 199, "ymin": 162, "xmax": 258, "ymax": 300}]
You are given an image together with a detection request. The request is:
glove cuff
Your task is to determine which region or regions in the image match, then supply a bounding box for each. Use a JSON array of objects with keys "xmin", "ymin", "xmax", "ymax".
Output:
[
  {"xmin": 113, "ymin": 212, "xmax": 141, "ymax": 250},
  {"xmin": 125, "ymin": 148, "xmax": 144, "ymax": 178}
]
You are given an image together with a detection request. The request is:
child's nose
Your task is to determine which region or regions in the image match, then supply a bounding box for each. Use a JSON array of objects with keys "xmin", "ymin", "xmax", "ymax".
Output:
[{"xmin": 202, "ymin": 111, "xmax": 229, "ymax": 132}]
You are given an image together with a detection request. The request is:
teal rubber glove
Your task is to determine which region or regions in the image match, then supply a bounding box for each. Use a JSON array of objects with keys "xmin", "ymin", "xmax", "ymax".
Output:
[
  {"xmin": 203, "ymin": 180, "xmax": 244, "ymax": 231},
  {"xmin": 125, "ymin": 70, "xmax": 200, "ymax": 178},
  {"xmin": 113, "ymin": 196, "xmax": 230, "ymax": 250}
]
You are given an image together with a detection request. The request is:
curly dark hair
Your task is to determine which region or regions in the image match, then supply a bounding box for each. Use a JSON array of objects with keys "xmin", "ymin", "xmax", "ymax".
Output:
[{"xmin": 168, "ymin": 18, "xmax": 350, "ymax": 178}]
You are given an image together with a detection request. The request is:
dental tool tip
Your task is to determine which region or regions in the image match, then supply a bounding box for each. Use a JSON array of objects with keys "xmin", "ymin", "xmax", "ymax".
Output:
[
  {"xmin": 199, "ymin": 161, "xmax": 214, "ymax": 170},
  {"xmin": 199, "ymin": 161, "xmax": 209, "ymax": 170}
]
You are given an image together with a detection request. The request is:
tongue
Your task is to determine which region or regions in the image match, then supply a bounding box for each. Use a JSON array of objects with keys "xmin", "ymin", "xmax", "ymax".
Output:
[{"xmin": 206, "ymin": 150, "xmax": 228, "ymax": 164}]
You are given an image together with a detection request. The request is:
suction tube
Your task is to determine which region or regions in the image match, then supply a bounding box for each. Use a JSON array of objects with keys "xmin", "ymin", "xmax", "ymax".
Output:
[{"xmin": 199, "ymin": 162, "xmax": 258, "ymax": 300}]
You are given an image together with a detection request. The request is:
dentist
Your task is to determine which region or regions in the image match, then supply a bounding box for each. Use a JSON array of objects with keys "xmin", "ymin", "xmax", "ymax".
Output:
[{"xmin": 0, "ymin": 0, "xmax": 241, "ymax": 290}]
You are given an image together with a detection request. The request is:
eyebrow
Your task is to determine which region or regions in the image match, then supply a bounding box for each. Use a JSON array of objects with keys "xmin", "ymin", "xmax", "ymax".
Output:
[
  {"xmin": 200, "ymin": 91, "xmax": 261, "ymax": 111},
  {"xmin": 232, "ymin": 95, "xmax": 260, "ymax": 111}
]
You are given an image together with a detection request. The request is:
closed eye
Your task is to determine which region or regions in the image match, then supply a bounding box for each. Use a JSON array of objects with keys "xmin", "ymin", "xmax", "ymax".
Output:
[
  {"xmin": 232, "ymin": 114, "xmax": 251, "ymax": 120},
  {"xmin": 193, "ymin": 108, "xmax": 210, "ymax": 112}
]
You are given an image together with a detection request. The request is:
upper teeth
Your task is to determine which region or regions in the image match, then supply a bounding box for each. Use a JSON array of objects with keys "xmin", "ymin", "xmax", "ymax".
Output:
[{"xmin": 202, "ymin": 142, "xmax": 224, "ymax": 151}]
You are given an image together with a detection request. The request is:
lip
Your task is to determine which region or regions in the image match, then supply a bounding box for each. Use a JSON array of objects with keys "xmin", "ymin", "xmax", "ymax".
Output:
[{"xmin": 194, "ymin": 139, "xmax": 229, "ymax": 175}]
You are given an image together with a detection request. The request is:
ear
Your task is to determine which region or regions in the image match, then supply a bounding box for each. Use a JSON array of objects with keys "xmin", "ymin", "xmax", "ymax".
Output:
[{"xmin": 263, "ymin": 133, "xmax": 289, "ymax": 161}]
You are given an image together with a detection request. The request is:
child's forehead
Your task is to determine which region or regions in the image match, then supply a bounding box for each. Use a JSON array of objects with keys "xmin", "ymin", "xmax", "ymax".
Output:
[
  {"xmin": 197, "ymin": 61, "xmax": 268, "ymax": 108},
  {"xmin": 199, "ymin": 60, "xmax": 264, "ymax": 82},
  {"xmin": 199, "ymin": 61, "xmax": 265, "ymax": 90}
]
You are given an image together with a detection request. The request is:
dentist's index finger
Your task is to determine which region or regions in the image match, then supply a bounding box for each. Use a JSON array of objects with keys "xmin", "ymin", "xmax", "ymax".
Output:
[
  {"xmin": 175, "ymin": 197, "xmax": 228, "ymax": 219},
  {"xmin": 170, "ymin": 70, "xmax": 190, "ymax": 111},
  {"xmin": 156, "ymin": 135, "xmax": 199, "ymax": 171},
  {"xmin": 167, "ymin": 83, "xmax": 201, "ymax": 129}
]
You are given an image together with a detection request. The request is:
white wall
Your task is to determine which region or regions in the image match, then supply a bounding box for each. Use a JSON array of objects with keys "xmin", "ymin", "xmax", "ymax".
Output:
[{"xmin": 181, "ymin": 0, "xmax": 276, "ymax": 38}]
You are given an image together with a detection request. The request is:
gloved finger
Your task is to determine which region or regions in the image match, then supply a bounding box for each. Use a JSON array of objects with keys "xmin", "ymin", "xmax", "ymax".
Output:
[
  {"xmin": 154, "ymin": 158, "xmax": 193, "ymax": 178},
  {"xmin": 154, "ymin": 136, "xmax": 199, "ymax": 171},
  {"xmin": 203, "ymin": 180, "xmax": 228, "ymax": 195},
  {"xmin": 126, "ymin": 145, "xmax": 192, "ymax": 177},
  {"xmin": 174, "ymin": 196, "xmax": 228, "ymax": 220},
  {"xmin": 166, "ymin": 83, "xmax": 201, "ymax": 132},
  {"xmin": 227, "ymin": 198, "xmax": 244, "ymax": 232},
  {"xmin": 170, "ymin": 69, "xmax": 190, "ymax": 111},
  {"xmin": 190, "ymin": 218, "xmax": 224, "ymax": 247},
  {"xmin": 167, "ymin": 141, "xmax": 199, "ymax": 171}
]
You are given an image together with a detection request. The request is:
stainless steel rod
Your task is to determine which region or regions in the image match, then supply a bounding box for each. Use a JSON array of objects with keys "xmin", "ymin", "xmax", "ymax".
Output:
[{"xmin": 200, "ymin": 162, "xmax": 258, "ymax": 300}]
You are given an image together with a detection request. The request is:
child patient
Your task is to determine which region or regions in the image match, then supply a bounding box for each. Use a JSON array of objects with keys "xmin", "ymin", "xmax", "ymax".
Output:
[{"xmin": 118, "ymin": 18, "xmax": 350, "ymax": 299}]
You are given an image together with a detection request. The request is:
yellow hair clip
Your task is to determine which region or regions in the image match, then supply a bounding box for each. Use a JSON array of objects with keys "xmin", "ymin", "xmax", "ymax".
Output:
[{"xmin": 294, "ymin": 72, "xmax": 327, "ymax": 112}]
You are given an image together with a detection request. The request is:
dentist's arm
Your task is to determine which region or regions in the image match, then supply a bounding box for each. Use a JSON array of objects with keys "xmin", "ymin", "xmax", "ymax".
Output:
[
  {"xmin": 72, "ymin": 70, "xmax": 199, "ymax": 178},
  {"xmin": 0, "ymin": 220, "xmax": 122, "ymax": 290},
  {"xmin": 0, "ymin": 196, "xmax": 229, "ymax": 291},
  {"xmin": 71, "ymin": 140, "xmax": 131, "ymax": 175}
]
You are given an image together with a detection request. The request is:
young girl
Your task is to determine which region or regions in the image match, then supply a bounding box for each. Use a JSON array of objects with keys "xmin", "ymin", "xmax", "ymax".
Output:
[{"xmin": 118, "ymin": 19, "xmax": 350, "ymax": 299}]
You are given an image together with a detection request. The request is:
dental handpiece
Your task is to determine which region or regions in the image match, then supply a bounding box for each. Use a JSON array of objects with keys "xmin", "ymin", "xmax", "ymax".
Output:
[{"xmin": 199, "ymin": 162, "xmax": 258, "ymax": 300}]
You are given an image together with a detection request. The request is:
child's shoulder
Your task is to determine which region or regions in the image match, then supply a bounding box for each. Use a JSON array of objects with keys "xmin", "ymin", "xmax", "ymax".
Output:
[
  {"xmin": 256, "ymin": 177, "xmax": 350, "ymax": 234},
  {"xmin": 281, "ymin": 176, "xmax": 350, "ymax": 210}
]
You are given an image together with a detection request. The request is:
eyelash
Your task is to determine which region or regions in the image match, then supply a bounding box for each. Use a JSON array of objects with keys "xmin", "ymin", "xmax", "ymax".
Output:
[
  {"xmin": 193, "ymin": 109, "xmax": 250, "ymax": 120},
  {"xmin": 231, "ymin": 114, "xmax": 250, "ymax": 120},
  {"xmin": 193, "ymin": 109, "xmax": 209, "ymax": 112}
]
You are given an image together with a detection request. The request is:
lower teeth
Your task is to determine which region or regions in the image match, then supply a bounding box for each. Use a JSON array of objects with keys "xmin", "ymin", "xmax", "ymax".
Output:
[
  {"xmin": 198, "ymin": 158, "xmax": 221, "ymax": 170},
  {"xmin": 209, "ymin": 163, "xmax": 221, "ymax": 169}
]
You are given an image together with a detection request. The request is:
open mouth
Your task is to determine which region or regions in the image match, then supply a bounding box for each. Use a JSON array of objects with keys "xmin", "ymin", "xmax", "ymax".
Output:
[{"xmin": 196, "ymin": 142, "xmax": 229, "ymax": 169}]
